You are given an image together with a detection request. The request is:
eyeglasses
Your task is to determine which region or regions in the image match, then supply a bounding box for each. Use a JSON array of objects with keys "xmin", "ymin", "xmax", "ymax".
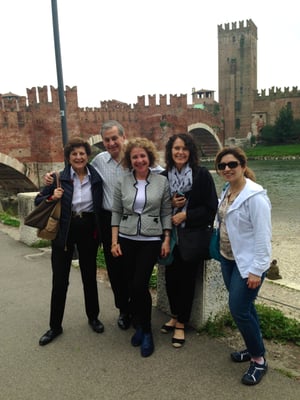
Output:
[{"xmin": 217, "ymin": 161, "xmax": 240, "ymax": 170}]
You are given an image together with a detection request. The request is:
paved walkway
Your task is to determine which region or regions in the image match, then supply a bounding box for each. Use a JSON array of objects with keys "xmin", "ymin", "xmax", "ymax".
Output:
[{"xmin": 0, "ymin": 229, "xmax": 299, "ymax": 400}]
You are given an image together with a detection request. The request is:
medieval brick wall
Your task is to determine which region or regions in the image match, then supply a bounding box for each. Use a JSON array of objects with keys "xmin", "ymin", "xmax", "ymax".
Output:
[{"xmin": 0, "ymin": 86, "xmax": 223, "ymax": 168}]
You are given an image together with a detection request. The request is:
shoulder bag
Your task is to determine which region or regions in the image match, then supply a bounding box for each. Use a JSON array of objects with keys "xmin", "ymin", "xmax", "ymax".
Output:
[
  {"xmin": 209, "ymin": 227, "xmax": 221, "ymax": 262},
  {"xmin": 177, "ymin": 225, "xmax": 213, "ymax": 263},
  {"xmin": 24, "ymin": 172, "xmax": 61, "ymax": 240}
]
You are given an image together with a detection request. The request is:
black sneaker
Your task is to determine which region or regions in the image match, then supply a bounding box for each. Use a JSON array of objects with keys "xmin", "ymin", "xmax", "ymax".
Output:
[
  {"xmin": 242, "ymin": 359, "xmax": 268, "ymax": 385},
  {"xmin": 231, "ymin": 349, "xmax": 251, "ymax": 363}
]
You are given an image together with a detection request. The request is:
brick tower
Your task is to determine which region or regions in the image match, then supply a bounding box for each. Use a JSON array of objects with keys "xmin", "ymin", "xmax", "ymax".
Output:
[{"xmin": 218, "ymin": 19, "xmax": 257, "ymax": 141}]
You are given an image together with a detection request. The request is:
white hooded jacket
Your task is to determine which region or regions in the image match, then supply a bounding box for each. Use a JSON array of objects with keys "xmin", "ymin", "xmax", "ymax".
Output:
[{"xmin": 219, "ymin": 178, "xmax": 272, "ymax": 278}]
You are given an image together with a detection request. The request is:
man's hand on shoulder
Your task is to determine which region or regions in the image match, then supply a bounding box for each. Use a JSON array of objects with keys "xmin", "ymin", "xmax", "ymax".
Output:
[{"xmin": 44, "ymin": 171, "xmax": 55, "ymax": 186}]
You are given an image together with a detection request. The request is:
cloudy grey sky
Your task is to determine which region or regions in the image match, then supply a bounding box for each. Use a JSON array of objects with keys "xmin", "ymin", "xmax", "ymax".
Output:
[{"xmin": 1, "ymin": 0, "xmax": 299, "ymax": 107}]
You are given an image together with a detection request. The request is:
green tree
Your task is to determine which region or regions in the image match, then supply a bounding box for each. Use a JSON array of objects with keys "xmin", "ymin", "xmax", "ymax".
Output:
[
  {"xmin": 291, "ymin": 119, "xmax": 300, "ymax": 142},
  {"xmin": 260, "ymin": 124, "xmax": 277, "ymax": 145},
  {"xmin": 274, "ymin": 104, "xmax": 294, "ymax": 143}
]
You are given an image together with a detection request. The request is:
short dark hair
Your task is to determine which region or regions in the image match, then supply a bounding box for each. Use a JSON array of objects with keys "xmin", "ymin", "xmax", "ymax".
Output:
[{"xmin": 64, "ymin": 137, "xmax": 91, "ymax": 161}]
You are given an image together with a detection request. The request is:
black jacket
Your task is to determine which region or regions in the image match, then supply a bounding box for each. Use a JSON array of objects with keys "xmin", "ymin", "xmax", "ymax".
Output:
[
  {"xmin": 161, "ymin": 166, "xmax": 218, "ymax": 228},
  {"xmin": 35, "ymin": 163, "xmax": 103, "ymax": 249}
]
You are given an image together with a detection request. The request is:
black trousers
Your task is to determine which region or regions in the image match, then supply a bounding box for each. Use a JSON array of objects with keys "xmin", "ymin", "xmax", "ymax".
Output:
[
  {"xmin": 119, "ymin": 237, "xmax": 161, "ymax": 332},
  {"xmin": 165, "ymin": 245, "xmax": 203, "ymax": 324},
  {"xmin": 49, "ymin": 215, "xmax": 99, "ymax": 329},
  {"xmin": 100, "ymin": 210, "xmax": 130, "ymax": 314}
]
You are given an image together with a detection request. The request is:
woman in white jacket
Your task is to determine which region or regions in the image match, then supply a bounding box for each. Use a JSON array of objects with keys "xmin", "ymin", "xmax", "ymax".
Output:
[{"xmin": 215, "ymin": 147, "xmax": 272, "ymax": 386}]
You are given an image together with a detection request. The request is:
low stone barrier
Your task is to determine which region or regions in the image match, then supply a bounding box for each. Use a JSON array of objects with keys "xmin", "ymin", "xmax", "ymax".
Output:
[
  {"xmin": 156, "ymin": 260, "xmax": 228, "ymax": 329},
  {"xmin": 17, "ymin": 192, "xmax": 40, "ymax": 245}
]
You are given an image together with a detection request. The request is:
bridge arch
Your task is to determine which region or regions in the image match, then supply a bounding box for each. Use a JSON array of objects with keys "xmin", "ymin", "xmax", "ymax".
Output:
[
  {"xmin": 188, "ymin": 122, "xmax": 222, "ymax": 157},
  {"xmin": 0, "ymin": 153, "xmax": 38, "ymax": 192},
  {"xmin": 88, "ymin": 134, "xmax": 103, "ymax": 147}
]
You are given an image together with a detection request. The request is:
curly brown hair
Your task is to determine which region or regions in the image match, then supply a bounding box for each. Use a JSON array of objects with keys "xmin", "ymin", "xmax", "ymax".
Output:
[
  {"xmin": 122, "ymin": 137, "xmax": 159, "ymax": 170},
  {"xmin": 64, "ymin": 136, "xmax": 92, "ymax": 162}
]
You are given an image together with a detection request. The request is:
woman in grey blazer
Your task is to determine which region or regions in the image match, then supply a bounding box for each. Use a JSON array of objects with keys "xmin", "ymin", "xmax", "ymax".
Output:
[{"xmin": 111, "ymin": 137, "xmax": 172, "ymax": 357}]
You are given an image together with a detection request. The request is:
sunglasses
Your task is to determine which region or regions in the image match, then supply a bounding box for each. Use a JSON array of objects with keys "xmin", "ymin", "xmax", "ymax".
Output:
[{"xmin": 217, "ymin": 161, "xmax": 240, "ymax": 170}]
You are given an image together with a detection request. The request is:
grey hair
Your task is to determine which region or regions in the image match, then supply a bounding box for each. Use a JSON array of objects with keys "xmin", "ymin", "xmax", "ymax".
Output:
[{"xmin": 100, "ymin": 120, "xmax": 125, "ymax": 137}]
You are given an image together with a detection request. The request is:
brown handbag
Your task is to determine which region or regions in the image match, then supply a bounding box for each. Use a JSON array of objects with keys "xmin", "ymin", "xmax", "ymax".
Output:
[{"xmin": 24, "ymin": 172, "xmax": 61, "ymax": 240}]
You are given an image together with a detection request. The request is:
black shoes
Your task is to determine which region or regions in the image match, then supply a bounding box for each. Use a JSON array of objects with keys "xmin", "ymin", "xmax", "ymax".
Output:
[
  {"xmin": 160, "ymin": 323, "xmax": 175, "ymax": 334},
  {"xmin": 39, "ymin": 328, "xmax": 63, "ymax": 346},
  {"xmin": 89, "ymin": 319, "xmax": 105, "ymax": 333},
  {"xmin": 117, "ymin": 313, "xmax": 131, "ymax": 330},
  {"xmin": 39, "ymin": 320, "xmax": 104, "ymax": 346},
  {"xmin": 172, "ymin": 327, "xmax": 185, "ymax": 348},
  {"xmin": 242, "ymin": 359, "xmax": 268, "ymax": 385},
  {"xmin": 231, "ymin": 349, "xmax": 251, "ymax": 363}
]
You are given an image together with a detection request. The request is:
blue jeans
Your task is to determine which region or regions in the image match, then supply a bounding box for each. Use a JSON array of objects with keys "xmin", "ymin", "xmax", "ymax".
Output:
[{"xmin": 220, "ymin": 256, "xmax": 265, "ymax": 358}]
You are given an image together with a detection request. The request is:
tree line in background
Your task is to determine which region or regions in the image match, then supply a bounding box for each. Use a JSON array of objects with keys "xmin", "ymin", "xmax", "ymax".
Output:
[{"xmin": 258, "ymin": 104, "xmax": 300, "ymax": 145}]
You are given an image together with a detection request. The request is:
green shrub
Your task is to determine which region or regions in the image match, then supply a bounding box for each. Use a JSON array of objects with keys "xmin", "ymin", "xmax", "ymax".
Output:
[{"xmin": 256, "ymin": 304, "xmax": 300, "ymax": 345}]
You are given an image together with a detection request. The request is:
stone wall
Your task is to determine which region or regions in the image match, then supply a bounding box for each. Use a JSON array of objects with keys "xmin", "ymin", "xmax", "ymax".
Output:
[{"xmin": 17, "ymin": 192, "xmax": 41, "ymax": 245}]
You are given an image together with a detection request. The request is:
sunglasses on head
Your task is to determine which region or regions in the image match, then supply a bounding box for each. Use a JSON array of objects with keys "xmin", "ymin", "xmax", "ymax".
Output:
[{"xmin": 217, "ymin": 161, "xmax": 240, "ymax": 170}]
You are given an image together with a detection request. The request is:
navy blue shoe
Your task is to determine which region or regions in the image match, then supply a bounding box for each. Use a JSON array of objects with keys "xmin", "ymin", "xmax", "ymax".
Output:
[
  {"xmin": 242, "ymin": 359, "xmax": 268, "ymax": 385},
  {"xmin": 231, "ymin": 349, "xmax": 251, "ymax": 363},
  {"xmin": 141, "ymin": 332, "xmax": 154, "ymax": 357},
  {"xmin": 131, "ymin": 327, "xmax": 144, "ymax": 347}
]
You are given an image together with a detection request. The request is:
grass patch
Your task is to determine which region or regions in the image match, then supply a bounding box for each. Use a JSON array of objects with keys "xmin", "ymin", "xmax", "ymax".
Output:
[
  {"xmin": 200, "ymin": 304, "xmax": 300, "ymax": 346},
  {"xmin": 199, "ymin": 311, "xmax": 236, "ymax": 338},
  {"xmin": 30, "ymin": 240, "xmax": 51, "ymax": 248},
  {"xmin": 246, "ymin": 144, "xmax": 300, "ymax": 157},
  {"xmin": 149, "ymin": 266, "xmax": 158, "ymax": 289},
  {"xmin": 96, "ymin": 247, "xmax": 106, "ymax": 269},
  {"xmin": 0, "ymin": 211, "xmax": 20, "ymax": 227}
]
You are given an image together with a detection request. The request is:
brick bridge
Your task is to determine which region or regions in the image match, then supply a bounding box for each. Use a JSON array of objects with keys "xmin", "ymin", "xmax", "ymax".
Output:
[{"xmin": 0, "ymin": 86, "xmax": 223, "ymax": 193}]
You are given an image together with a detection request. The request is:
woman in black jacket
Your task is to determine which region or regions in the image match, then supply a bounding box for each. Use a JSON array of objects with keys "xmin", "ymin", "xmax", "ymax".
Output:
[
  {"xmin": 36, "ymin": 137, "xmax": 104, "ymax": 346},
  {"xmin": 160, "ymin": 133, "xmax": 218, "ymax": 347}
]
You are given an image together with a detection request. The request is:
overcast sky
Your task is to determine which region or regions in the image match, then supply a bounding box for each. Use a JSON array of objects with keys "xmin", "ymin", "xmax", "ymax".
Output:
[{"xmin": 1, "ymin": 0, "xmax": 299, "ymax": 107}]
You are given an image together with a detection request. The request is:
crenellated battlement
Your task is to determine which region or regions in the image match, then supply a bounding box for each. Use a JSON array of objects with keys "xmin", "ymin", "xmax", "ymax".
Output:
[
  {"xmin": 0, "ymin": 86, "xmax": 190, "ymax": 113},
  {"xmin": 218, "ymin": 19, "xmax": 257, "ymax": 37},
  {"xmin": 136, "ymin": 94, "xmax": 188, "ymax": 109},
  {"xmin": 257, "ymin": 86, "xmax": 300, "ymax": 99}
]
